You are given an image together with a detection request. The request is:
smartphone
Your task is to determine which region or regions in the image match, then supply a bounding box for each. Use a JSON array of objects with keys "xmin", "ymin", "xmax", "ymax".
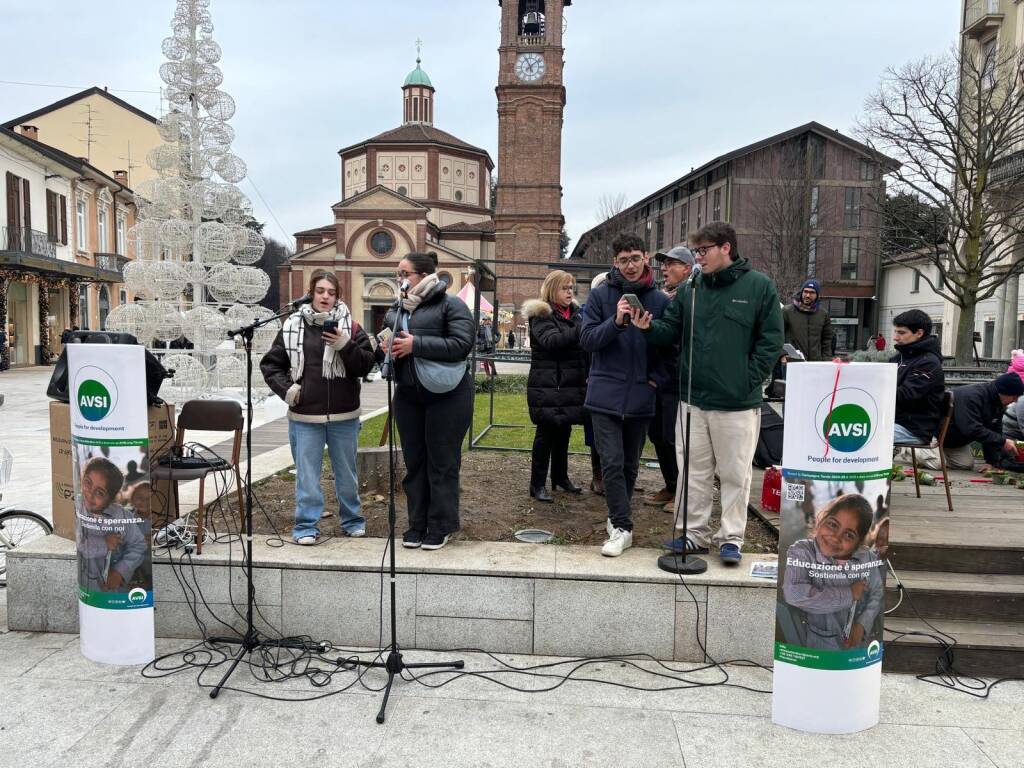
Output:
[
  {"xmin": 323, "ymin": 319, "xmax": 339, "ymax": 334},
  {"xmin": 622, "ymin": 293, "xmax": 643, "ymax": 310}
]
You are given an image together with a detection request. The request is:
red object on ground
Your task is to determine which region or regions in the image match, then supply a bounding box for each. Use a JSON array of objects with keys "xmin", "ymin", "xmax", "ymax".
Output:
[{"xmin": 761, "ymin": 466, "xmax": 782, "ymax": 513}]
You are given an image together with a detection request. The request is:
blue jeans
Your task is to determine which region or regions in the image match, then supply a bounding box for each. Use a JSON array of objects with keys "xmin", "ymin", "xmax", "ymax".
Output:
[{"xmin": 288, "ymin": 418, "xmax": 364, "ymax": 539}]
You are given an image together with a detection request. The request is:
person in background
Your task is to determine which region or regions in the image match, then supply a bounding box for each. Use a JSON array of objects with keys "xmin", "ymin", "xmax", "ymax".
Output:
[
  {"xmin": 523, "ymin": 270, "xmax": 587, "ymax": 502},
  {"xmin": 581, "ymin": 233, "xmax": 671, "ymax": 557},
  {"xmin": 261, "ymin": 270, "xmax": 376, "ymax": 544},
  {"xmin": 783, "ymin": 278, "xmax": 833, "ymax": 362},
  {"xmin": 384, "ymin": 252, "xmax": 476, "ymax": 551},
  {"xmin": 890, "ymin": 309, "xmax": 945, "ymax": 446},
  {"xmin": 942, "ymin": 373, "xmax": 1024, "ymax": 471},
  {"xmin": 644, "ymin": 245, "xmax": 694, "ymax": 511},
  {"xmin": 634, "ymin": 222, "xmax": 783, "ymax": 565}
]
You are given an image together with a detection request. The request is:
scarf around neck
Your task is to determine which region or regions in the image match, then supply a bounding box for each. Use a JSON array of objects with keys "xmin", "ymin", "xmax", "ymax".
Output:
[
  {"xmin": 281, "ymin": 302, "xmax": 352, "ymax": 382},
  {"xmin": 402, "ymin": 272, "xmax": 441, "ymax": 313}
]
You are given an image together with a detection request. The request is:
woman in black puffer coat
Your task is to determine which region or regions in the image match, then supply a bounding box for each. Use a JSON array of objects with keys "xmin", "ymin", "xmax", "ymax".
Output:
[{"xmin": 524, "ymin": 270, "xmax": 588, "ymax": 502}]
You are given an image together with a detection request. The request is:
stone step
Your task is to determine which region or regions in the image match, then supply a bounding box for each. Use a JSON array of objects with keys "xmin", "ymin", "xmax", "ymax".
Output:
[
  {"xmin": 884, "ymin": 617, "xmax": 1024, "ymax": 677},
  {"xmin": 885, "ymin": 570, "xmax": 1024, "ymax": 622}
]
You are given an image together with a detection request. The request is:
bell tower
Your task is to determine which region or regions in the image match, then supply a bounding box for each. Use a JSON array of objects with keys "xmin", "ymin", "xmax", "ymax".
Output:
[{"xmin": 495, "ymin": 0, "xmax": 570, "ymax": 313}]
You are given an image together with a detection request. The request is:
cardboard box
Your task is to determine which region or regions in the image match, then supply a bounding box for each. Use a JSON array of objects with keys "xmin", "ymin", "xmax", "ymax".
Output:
[{"xmin": 49, "ymin": 400, "xmax": 176, "ymax": 540}]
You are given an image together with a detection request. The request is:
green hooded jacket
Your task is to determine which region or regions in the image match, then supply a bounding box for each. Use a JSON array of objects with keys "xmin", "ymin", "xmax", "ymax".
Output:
[{"xmin": 642, "ymin": 257, "xmax": 784, "ymax": 411}]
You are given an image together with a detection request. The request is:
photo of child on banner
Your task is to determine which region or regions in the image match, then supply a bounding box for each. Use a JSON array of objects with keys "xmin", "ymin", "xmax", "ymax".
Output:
[
  {"xmin": 74, "ymin": 442, "xmax": 153, "ymax": 601},
  {"xmin": 776, "ymin": 481, "xmax": 889, "ymax": 652}
]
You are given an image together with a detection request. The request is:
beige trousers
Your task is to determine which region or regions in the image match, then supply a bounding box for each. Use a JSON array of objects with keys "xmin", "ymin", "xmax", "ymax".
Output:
[{"xmin": 671, "ymin": 404, "xmax": 760, "ymax": 548}]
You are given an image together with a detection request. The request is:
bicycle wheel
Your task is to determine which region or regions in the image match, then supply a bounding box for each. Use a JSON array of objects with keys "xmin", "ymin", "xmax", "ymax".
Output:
[{"xmin": 0, "ymin": 510, "xmax": 54, "ymax": 582}]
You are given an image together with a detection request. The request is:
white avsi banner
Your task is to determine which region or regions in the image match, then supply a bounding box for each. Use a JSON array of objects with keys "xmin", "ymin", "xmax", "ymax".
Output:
[
  {"xmin": 68, "ymin": 344, "xmax": 155, "ymax": 665},
  {"xmin": 772, "ymin": 362, "xmax": 896, "ymax": 734}
]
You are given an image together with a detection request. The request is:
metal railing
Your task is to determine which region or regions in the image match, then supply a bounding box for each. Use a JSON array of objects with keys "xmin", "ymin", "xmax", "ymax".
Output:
[
  {"xmin": 1, "ymin": 225, "xmax": 56, "ymax": 259},
  {"xmin": 964, "ymin": 0, "xmax": 1000, "ymax": 29}
]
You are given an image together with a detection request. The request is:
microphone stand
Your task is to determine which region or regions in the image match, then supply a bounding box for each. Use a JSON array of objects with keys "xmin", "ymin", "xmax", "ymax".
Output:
[
  {"xmin": 209, "ymin": 301, "xmax": 322, "ymax": 698},
  {"xmin": 659, "ymin": 271, "xmax": 708, "ymax": 575},
  {"xmin": 347, "ymin": 288, "xmax": 464, "ymax": 724}
]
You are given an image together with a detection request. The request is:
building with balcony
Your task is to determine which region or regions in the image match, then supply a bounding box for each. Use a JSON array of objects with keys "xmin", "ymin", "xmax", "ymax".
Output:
[
  {"xmin": 0, "ymin": 126, "xmax": 131, "ymax": 368},
  {"xmin": 570, "ymin": 122, "xmax": 897, "ymax": 351}
]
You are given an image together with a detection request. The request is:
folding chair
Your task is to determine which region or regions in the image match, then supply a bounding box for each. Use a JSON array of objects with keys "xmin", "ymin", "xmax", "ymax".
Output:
[{"xmin": 150, "ymin": 400, "xmax": 245, "ymax": 554}]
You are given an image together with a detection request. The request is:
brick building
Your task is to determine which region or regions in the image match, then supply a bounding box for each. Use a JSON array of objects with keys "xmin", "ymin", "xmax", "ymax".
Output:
[{"xmin": 571, "ymin": 122, "xmax": 898, "ymax": 351}]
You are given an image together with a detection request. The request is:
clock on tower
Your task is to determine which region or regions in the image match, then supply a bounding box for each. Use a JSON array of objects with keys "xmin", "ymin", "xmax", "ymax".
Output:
[{"xmin": 494, "ymin": 0, "xmax": 570, "ymax": 316}]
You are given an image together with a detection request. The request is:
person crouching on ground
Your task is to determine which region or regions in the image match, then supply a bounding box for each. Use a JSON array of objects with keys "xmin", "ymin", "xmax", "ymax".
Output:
[
  {"xmin": 261, "ymin": 270, "xmax": 376, "ymax": 545},
  {"xmin": 523, "ymin": 270, "xmax": 588, "ymax": 503},
  {"xmin": 632, "ymin": 222, "xmax": 783, "ymax": 565},
  {"xmin": 581, "ymin": 233, "xmax": 671, "ymax": 557},
  {"xmin": 384, "ymin": 252, "xmax": 476, "ymax": 551}
]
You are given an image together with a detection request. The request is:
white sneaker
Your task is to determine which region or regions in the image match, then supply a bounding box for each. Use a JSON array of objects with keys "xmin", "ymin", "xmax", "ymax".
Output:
[
  {"xmin": 294, "ymin": 535, "xmax": 317, "ymax": 546},
  {"xmin": 601, "ymin": 527, "xmax": 633, "ymax": 557}
]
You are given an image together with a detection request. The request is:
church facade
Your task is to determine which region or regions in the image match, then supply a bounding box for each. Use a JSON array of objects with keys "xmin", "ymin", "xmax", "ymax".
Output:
[{"xmin": 282, "ymin": 57, "xmax": 496, "ymax": 333}]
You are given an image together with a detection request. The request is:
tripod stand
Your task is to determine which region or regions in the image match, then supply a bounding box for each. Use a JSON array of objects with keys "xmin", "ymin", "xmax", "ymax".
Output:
[
  {"xmin": 349, "ymin": 301, "xmax": 463, "ymax": 723},
  {"xmin": 209, "ymin": 304, "xmax": 321, "ymax": 698}
]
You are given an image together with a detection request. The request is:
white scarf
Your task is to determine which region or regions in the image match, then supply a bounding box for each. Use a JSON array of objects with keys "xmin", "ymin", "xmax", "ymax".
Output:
[
  {"xmin": 281, "ymin": 302, "xmax": 352, "ymax": 381},
  {"xmin": 401, "ymin": 272, "xmax": 441, "ymax": 313}
]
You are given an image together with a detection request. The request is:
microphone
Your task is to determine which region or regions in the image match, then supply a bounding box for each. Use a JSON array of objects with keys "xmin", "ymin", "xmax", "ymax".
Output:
[{"xmin": 288, "ymin": 294, "xmax": 313, "ymax": 309}]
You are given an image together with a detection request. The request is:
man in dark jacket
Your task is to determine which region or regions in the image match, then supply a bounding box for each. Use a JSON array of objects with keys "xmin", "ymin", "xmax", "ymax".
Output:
[
  {"xmin": 645, "ymin": 245, "xmax": 694, "ymax": 510},
  {"xmin": 783, "ymin": 278, "xmax": 833, "ymax": 362},
  {"xmin": 635, "ymin": 222, "xmax": 783, "ymax": 565},
  {"xmin": 943, "ymin": 373, "xmax": 1024, "ymax": 470},
  {"xmin": 890, "ymin": 309, "xmax": 946, "ymax": 445},
  {"xmin": 581, "ymin": 233, "xmax": 671, "ymax": 557}
]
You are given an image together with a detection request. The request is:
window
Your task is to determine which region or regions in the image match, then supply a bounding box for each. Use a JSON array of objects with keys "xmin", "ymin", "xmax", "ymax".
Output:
[
  {"xmin": 842, "ymin": 237, "xmax": 859, "ymax": 279},
  {"xmin": 860, "ymin": 160, "xmax": 876, "ymax": 181},
  {"xmin": 79, "ymin": 286, "xmax": 90, "ymax": 330},
  {"xmin": 656, "ymin": 216, "xmax": 665, "ymax": 250},
  {"xmin": 116, "ymin": 216, "xmax": 126, "ymax": 256},
  {"xmin": 807, "ymin": 237, "xmax": 817, "ymax": 277},
  {"xmin": 712, "ymin": 188, "xmax": 722, "ymax": 221},
  {"xmin": 97, "ymin": 207, "xmax": 109, "ymax": 252},
  {"xmin": 809, "ymin": 186, "xmax": 819, "ymax": 229},
  {"xmin": 370, "ymin": 230, "xmax": 394, "ymax": 256},
  {"xmin": 911, "ymin": 269, "xmax": 921, "ymax": 293},
  {"xmin": 76, "ymin": 198, "xmax": 87, "ymax": 250},
  {"xmin": 844, "ymin": 188, "xmax": 862, "ymax": 229}
]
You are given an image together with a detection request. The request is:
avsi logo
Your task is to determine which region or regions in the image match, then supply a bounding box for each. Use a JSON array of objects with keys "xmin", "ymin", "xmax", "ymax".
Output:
[
  {"xmin": 128, "ymin": 587, "xmax": 147, "ymax": 604},
  {"xmin": 822, "ymin": 403, "xmax": 872, "ymax": 452},
  {"xmin": 78, "ymin": 379, "xmax": 112, "ymax": 421}
]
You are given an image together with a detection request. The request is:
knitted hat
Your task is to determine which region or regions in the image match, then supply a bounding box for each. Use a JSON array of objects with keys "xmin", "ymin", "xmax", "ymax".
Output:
[{"xmin": 994, "ymin": 372, "xmax": 1024, "ymax": 397}]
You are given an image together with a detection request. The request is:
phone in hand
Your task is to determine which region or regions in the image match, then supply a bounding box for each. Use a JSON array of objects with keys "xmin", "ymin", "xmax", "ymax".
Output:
[
  {"xmin": 622, "ymin": 293, "xmax": 643, "ymax": 310},
  {"xmin": 323, "ymin": 319, "xmax": 339, "ymax": 334}
]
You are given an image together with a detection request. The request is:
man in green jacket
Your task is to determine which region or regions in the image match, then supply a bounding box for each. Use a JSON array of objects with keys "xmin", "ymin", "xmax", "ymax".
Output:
[
  {"xmin": 632, "ymin": 222, "xmax": 783, "ymax": 564},
  {"xmin": 783, "ymin": 278, "xmax": 833, "ymax": 361}
]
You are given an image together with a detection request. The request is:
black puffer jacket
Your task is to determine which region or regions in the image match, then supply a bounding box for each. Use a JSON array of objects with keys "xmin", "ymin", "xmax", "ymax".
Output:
[
  {"xmin": 383, "ymin": 280, "xmax": 476, "ymax": 389},
  {"xmin": 260, "ymin": 318, "xmax": 376, "ymax": 421},
  {"xmin": 523, "ymin": 299, "xmax": 587, "ymax": 426},
  {"xmin": 890, "ymin": 334, "xmax": 945, "ymax": 441}
]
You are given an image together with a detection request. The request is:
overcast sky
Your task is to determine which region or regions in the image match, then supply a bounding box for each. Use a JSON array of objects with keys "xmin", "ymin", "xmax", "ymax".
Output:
[{"xmin": 2, "ymin": 0, "xmax": 962, "ymax": 250}]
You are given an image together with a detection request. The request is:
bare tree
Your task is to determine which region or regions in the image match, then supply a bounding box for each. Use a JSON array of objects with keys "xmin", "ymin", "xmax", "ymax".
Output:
[
  {"xmin": 752, "ymin": 139, "xmax": 815, "ymax": 302},
  {"xmin": 858, "ymin": 43, "xmax": 1024, "ymax": 363}
]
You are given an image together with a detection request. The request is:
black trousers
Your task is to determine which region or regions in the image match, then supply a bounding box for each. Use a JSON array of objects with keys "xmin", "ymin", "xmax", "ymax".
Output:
[
  {"xmin": 590, "ymin": 412, "xmax": 650, "ymax": 533},
  {"xmin": 530, "ymin": 423, "xmax": 572, "ymax": 488},
  {"xmin": 394, "ymin": 373, "xmax": 474, "ymax": 536},
  {"xmin": 648, "ymin": 392, "xmax": 679, "ymax": 490}
]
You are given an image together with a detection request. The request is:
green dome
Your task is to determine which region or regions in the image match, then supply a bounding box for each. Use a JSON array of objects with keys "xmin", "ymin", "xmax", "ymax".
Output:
[{"xmin": 403, "ymin": 60, "xmax": 433, "ymax": 88}]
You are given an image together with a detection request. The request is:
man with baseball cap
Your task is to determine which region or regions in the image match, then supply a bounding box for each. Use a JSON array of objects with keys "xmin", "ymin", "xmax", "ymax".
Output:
[{"xmin": 644, "ymin": 245, "xmax": 695, "ymax": 509}]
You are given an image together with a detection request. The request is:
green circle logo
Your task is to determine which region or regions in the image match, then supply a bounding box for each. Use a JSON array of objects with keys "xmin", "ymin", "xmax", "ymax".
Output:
[
  {"xmin": 822, "ymin": 403, "xmax": 872, "ymax": 452},
  {"xmin": 77, "ymin": 379, "xmax": 113, "ymax": 421}
]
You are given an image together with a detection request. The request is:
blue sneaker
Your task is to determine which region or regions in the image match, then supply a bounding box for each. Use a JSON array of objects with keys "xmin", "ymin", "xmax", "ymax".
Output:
[
  {"xmin": 662, "ymin": 536, "xmax": 709, "ymax": 555},
  {"xmin": 719, "ymin": 543, "xmax": 742, "ymax": 564}
]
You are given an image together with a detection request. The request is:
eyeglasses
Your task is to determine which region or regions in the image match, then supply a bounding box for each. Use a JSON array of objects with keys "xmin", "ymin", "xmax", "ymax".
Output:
[
  {"xmin": 614, "ymin": 255, "xmax": 645, "ymax": 267},
  {"xmin": 692, "ymin": 244, "xmax": 719, "ymax": 258},
  {"xmin": 396, "ymin": 270, "xmax": 422, "ymax": 280}
]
